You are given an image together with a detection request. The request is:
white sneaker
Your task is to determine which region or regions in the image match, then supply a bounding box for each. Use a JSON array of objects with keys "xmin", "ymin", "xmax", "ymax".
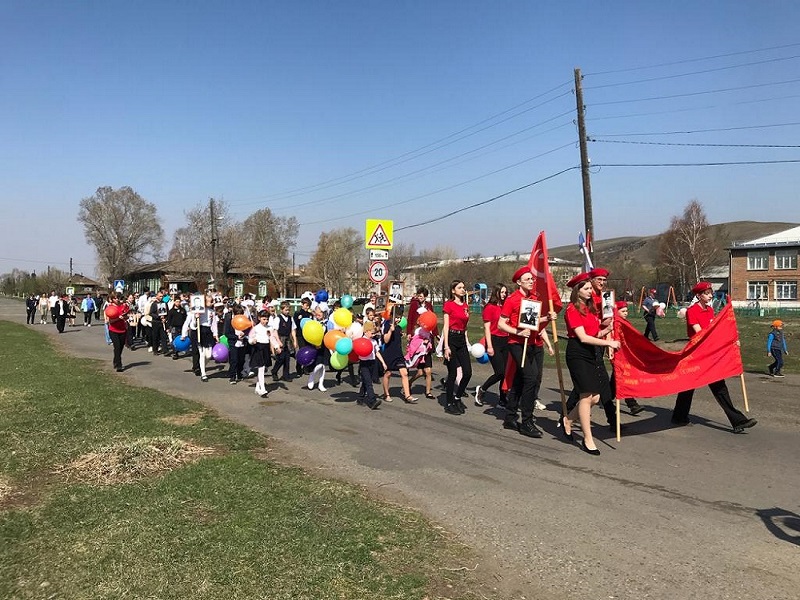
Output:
[
  {"xmin": 254, "ymin": 385, "xmax": 263, "ymax": 396},
  {"xmin": 535, "ymin": 399, "xmax": 547, "ymax": 411},
  {"xmin": 148, "ymin": 347, "xmax": 153, "ymax": 353},
  {"xmin": 474, "ymin": 385, "xmax": 484, "ymax": 406},
  {"xmin": 318, "ymin": 382, "xmax": 327, "ymax": 392},
  {"xmin": 307, "ymin": 380, "xmax": 315, "ymax": 390}
]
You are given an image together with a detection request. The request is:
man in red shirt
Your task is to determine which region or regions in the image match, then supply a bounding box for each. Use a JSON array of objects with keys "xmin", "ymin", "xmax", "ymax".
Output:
[
  {"xmin": 672, "ymin": 281, "xmax": 756, "ymax": 433},
  {"xmin": 497, "ymin": 266, "xmax": 554, "ymax": 438}
]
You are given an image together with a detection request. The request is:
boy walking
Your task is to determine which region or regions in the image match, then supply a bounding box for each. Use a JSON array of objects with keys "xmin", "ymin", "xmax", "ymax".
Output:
[{"xmin": 767, "ymin": 320, "xmax": 788, "ymax": 377}]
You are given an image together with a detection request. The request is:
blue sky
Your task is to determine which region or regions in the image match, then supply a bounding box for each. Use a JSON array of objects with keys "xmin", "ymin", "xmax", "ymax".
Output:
[{"xmin": 2, "ymin": 1, "xmax": 798, "ymax": 279}]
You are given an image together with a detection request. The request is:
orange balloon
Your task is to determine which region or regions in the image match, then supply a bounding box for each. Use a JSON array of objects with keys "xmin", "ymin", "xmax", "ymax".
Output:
[
  {"xmin": 232, "ymin": 314, "xmax": 251, "ymax": 331},
  {"xmin": 323, "ymin": 329, "xmax": 346, "ymax": 351},
  {"xmin": 382, "ymin": 301, "xmax": 395, "ymax": 320},
  {"xmin": 418, "ymin": 311, "xmax": 438, "ymax": 331}
]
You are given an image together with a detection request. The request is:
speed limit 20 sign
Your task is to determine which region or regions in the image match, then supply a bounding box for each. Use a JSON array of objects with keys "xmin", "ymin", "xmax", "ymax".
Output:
[{"xmin": 369, "ymin": 261, "xmax": 388, "ymax": 284}]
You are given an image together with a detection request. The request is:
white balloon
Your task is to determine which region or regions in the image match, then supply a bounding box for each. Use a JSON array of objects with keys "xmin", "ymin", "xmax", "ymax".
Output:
[
  {"xmin": 678, "ymin": 308, "xmax": 687, "ymax": 319},
  {"xmin": 470, "ymin": 343, "xmax": 486, "ymax": 358},
  {"xmin": 346, "ymin": 322, "xmax": 363, "ymax": 339}
]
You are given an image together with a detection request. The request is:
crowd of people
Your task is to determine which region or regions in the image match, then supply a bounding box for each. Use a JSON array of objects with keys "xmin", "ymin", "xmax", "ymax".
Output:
[
  {"xmin": 25, "ymin": 291, "xmax": 104, "ymax": 332},
  {"xmin": 27, "ymin": 263, "xmax": 771, "ymax": 457}
]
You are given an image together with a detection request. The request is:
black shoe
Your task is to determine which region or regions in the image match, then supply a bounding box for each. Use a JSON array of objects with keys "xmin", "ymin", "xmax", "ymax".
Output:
[
  {"xmin": 518, "ymin": 419, "xmax": 543, "ymax": 438},
  {"xmin": 229, "ymin": 379, "xmax": 237, "ymax": 385},
  {"xmin": 774, "ymin": 372, "xmax": 785, "ymax": 378},
  {"xmin": 732, "ymin": 418, "xmax": 757, "ymax": 433},
  {"xmin": 366, "ymin": 398, "xmax": 382, "ymax": 410},
  {"xmin": 670, "ymin": 418, "xmax": 691, "ymax": 427},
  {"xmin": 193, "ymin": 369, "xmax": 201, "ymax": 376},
  {"xmin": 272, "ymin": 372, "xmax": 280, "ymax": 382},
  {"xmin": 201, "ymin": 375, "xmax": 209, "ymax": 382},
  {"xmin": 580, "ymin": 441, "xmax": 601, "ymax": 456},
  {"xmin": 502, "ymin": 418, "xmax": 519, "ymax": 431},
  {"xmin": 444, "ymin": 403, "xmax": 462, "ymax": 415},
  {"xmin": 115, "ymin": 367, "xmax": 124, "ymax": 372},
  {"xmin": 558, "ymin": 416, "xmax": 574, "ymax": 441},
  {"xmin": 628, "ymin": 403, "xmax": 645, "ymax": 416},
  {"xmin": 172, "ymin": 354, "xmax": 179, "ymax": 360},
  {"xmin": 457, "ymin": 400, "xmax": 467, "ymax": 414},
  {"xmin": 498, "ymin": 398, "xmax": 507, "ymax": 408}
]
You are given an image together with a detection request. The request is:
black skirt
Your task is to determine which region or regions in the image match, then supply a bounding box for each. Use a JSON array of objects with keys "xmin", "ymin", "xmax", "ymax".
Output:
[
  {"xmin": 566, "ymin": 338, "xmax": 609, "ymax": 395},
  {"xmin": 250, "ymin": 342, "xmax": 272, "ymax": 369}
]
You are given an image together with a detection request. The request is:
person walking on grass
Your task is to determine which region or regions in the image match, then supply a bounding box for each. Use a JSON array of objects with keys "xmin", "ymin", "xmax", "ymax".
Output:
[{"xmin": 767, "ymin": 319, "xmax": 788, "ymax": 378}]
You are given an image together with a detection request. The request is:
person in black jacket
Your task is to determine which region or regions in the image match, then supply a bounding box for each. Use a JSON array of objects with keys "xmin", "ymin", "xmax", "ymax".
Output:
[{"xmin": 25, "ymin": 295, "xmax": 37, "ymax": 324}]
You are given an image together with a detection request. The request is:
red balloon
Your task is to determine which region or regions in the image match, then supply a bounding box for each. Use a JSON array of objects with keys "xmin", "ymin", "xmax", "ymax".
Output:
[
  {"xmin": 418, "ymin": 311, "xmax": 438, "ymax": 331},
  {"xmin": 348, "ymin": 350, "xmax": 360, "ymax": 363},
  {"xmin": 104, "ymin": 304, "xmax": 121, "ymax": 320},
  {"xmin": 353, "ymin": 337, "xmax": 373, "ymax": 358}
]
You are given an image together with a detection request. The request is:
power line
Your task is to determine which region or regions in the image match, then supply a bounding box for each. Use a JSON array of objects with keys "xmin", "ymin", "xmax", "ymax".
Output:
[
  {"xmin": 297, "ymin": 142, "xmax": 577, "ymax": 226},
  {"xmin": 395, "ymin": 166, "xmax": 579, "ymax": 232},
  {"xmin": 592, "ymin": 122, "xmax": 800, "ymax": 137},
  {"xmin": 591, "ymin": 139, "xmax": 800, "ymax": 149},
  {"xmin": 591, "ymin": 77, "xmax": 800, "ymax": 106},
  {"xmin": 593, "ymin": 159, "xmax": 800, "ymax": 167},
  {"xmin": 585, "ymin": 54, "xmax": 800, "ymax": 90},
  {"xmin": 587, "ymin": 93, "xmax": 800, "ymax": 120},
  {"xmin": 227, "ymin": 81, "xmax": 573, "ymax": 206},
  {"xmin": 585, "ymin": 42, "xmax": 800, "ymax": 76}
]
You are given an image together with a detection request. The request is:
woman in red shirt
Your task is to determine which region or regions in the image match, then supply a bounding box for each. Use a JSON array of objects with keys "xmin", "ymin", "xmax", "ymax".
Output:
[
  {"xmin": 104, "ymin": 292, "xmax": 130, "ymax": 373},
  {"xmin": 562, "ymin": 273, "xmax": 619, "ymax": 455},
  {"xmin": 475, "ymin": 283, "xmax": 508, "ymax": 407},
  {"xmin": 442, "ymin": 280, "xmax": 472, "ymax": 415}
]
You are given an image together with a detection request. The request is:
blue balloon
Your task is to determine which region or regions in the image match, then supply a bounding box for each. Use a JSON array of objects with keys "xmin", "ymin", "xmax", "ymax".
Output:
[
  {"xmin": 315, "ymin": 289, "xmax": 329, "ymax": 303},
  {"xmin": 300, "ymin": 317, "xmax": 311, "ymax": 330},
  {"xmin": 340, "ymin": 294, "xmax": 354, "ymax": 309},
  {"xmin": 477, "ymin": 353, "xmax": 490, "ymax": 364},
  {"xmin": 335, "ymin": 336, "xmax": 353, "ymax": 356},
  {"xmin": 162, "ymin": 294, "xmax": 171, "ymax": 303},
  {"xmin": 173, "ymin": 336, "xmax": 191, "ymax": 352}
]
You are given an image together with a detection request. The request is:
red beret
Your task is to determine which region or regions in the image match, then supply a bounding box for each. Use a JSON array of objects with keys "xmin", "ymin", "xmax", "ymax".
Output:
[
  {"xmin": 589, "ymin": 268, "xmax": 610, "ymax": 278},
  {"xmin": 615, "ymin": 300, "xmax": 628, "ymax": 310},
  {"xmin": 692, "ymin": 281, "xmax": 712, "ymax": 295},
  {"xmin": 511, "ymin": 266, "xmax": 532, "ymax": 282},
  {"xmin": 567, "ymin": 272, "xmax": 591, "ymax": 288},
  {"xmin": 649, "ymin": 288, "xmax": 657, "ymax": 294}
]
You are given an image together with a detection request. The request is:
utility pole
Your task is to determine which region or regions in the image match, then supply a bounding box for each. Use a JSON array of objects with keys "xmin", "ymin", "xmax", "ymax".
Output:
[
  {"xmin": 209, "ymin": 198, "xmax": 218, "ymax": 291},
  {"xmin": 69, "ymin": 258, "xmax": 73, "ymax": 281},
  {"xmin": 574, "ymin": 68, "xmax": 594, "ymax": 263}
]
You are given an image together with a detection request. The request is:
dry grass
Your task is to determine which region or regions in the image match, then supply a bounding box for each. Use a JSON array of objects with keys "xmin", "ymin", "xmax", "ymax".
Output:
[
  {"xmin": 0, "ymin": 475, "xmax": 12, "ymax": 501},
  {"xmin": 55, "ymin": 436, "xmax": 216, "ymax": 485},
  {"xmin": 159, "ymin": 411, "xmax": 206, "ymax": 426}
]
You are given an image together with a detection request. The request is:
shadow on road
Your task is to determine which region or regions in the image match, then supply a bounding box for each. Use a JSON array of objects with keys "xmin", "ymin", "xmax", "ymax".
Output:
[{"xmin": 756, "ymin": 507, "xmax": 800, "ymax": 546}]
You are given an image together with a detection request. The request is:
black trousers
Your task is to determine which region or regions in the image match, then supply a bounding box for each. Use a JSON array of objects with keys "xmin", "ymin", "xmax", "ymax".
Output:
[
  {"xmin": 643, "ymin": 313, "xmax": 659, "ymax": 340},
  {"xmin": 506, "ymin": 343, "xmax": 541, "ymax": 421},
  {"xmin": 151, "ymin": 321, "xmax": 168, "ymax": 353},
  {"xmin": 445, "ymin": 330, "xmax": 472, "ymax": 403},
  {"xmin": 83, "ymin": 311, "xmax": 93, "ymax": 326},
  {"xmin": 673, "ymin": 380, "xmax": 748, "ymax": 427},
  {"xmin": 359, "ymin": 360, "xmax": 378, "ymax": 403},
  {"xmin": 480, "ymin": 335, "xmax": 508, "ymax": 402},
  {"xmin": 110, "ymin": 330, "xmax": 126, "ymax": 369}
]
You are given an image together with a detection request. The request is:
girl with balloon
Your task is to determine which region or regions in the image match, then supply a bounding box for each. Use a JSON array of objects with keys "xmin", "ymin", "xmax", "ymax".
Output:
[
  {"xmin": 248, "ymin": 309, "xmax": 276, "ymax": 397},
  {"xmin": 224, "ymin": 304, "xmax": 252, "ymax": 383},
  {"xmin": 380, "ymin": 304, "xmax": 418, "ymax": 403},
  {"xmin": 180, "ymin": 292, "xmax": 219, "ymax": 382}
]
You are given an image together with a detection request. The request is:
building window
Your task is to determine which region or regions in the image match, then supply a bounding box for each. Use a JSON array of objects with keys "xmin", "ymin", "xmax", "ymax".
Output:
[
  {"xmin": 747, "ymin": 281, "xmax": 768, "ymax": 300},
  {"xmin": 775, "ymin": 249, "xmax": 798, "ymax": 270},
  {"xmin": 775, "ymin": 280, "xmax": 798, "ymax": 300},
  {"xmin": 747, "ymin": 251, "xmax": 769, "ymax": 270}
]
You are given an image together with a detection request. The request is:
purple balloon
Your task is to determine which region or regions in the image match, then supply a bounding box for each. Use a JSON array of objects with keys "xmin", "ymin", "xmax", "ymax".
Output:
[
  {"xmin": 296, "ymin": 345, "xmax": 318, "ymax": 367},
  {"xmin": 211, "ymin": 342, "xmax": 229, "ymax": 363}
]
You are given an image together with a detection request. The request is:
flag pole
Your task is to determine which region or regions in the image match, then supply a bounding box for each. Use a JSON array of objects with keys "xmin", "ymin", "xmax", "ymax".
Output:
[
  {"xmin": 616, "ymin": 399, "xmax": 621, "ymax": 442},
  {"xmin": 740, "ymin": 373, "xmax": 749, "ymax": 412},
  {"xmin": 548, "ymin": 298, "xmax": 568, "ymax": 417},
  {"xmin": 521, "ymin": 336, "xmax": 529, "ymax": 369}
]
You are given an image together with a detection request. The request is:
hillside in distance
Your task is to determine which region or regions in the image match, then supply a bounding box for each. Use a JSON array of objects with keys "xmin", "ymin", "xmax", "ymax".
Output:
[{"xmin": 547, "ymin": 221, "xmax": 799, "ymax": 268}]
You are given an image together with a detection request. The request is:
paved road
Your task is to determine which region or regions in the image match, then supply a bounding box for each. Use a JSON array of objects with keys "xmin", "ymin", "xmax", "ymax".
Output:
[{"xmin": 3, "ymin": 298, "xmax": 799, "ymax": 599}]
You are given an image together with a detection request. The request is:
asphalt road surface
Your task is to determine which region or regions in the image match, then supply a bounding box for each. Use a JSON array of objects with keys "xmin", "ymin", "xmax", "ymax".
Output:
[{"xmin": 3, "ymin": 298, "xmax": 798, "ymax": 600}]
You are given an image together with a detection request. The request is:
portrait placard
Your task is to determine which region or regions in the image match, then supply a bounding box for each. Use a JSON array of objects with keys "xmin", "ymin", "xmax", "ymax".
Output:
[
  {"xmin": 602, "ymin": 290, "xmax": 616, "ymax": 320},
  {"xmin": 518, "ymin": 299, "xmax": 542, "ymax": 330},
  {"xmin": 190, "ymin": 293, "xmax": 205, "ymax": 313}
]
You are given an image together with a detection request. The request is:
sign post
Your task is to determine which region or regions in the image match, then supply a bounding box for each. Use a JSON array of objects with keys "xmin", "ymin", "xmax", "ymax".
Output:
[{"xmin": 365, "ymin": 219, "xmax": 393, "ymax": 299}]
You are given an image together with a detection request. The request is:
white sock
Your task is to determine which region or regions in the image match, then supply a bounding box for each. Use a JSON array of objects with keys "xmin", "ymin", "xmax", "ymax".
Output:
[{"xmin": 258, "ymin": 367, "xmax": 265, "ymax": 389}]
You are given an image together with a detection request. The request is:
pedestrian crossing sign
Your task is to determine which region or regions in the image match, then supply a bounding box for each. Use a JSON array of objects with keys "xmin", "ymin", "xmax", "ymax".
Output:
[{"xmin": 365, "ymin": 219, "xmax": 393, "ymax": 249}]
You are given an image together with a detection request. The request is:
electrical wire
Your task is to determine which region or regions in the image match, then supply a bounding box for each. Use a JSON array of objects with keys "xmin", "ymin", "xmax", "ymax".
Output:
[
  {"xmin": 592, "ymin": 122, "xmax": 800, "ymax": 137},
  {"xmin": 593, "ymin": 159, "xmax": 800, "ymax": 167},
  {"xmin": 585, "ymin": 42, "xmax": 800, "ymax": 76},
  {"xmin": 587, "ymin": 93, "xmax": 800, "ymax": 120},
  {"xmin": 395, "ymin": 166, "xmax": 579, "ymax": 232},
  {"xmin": 591, "ymin": 77, "xmax": 800, "ymax": 106},
  {"xmin": 591, "ymin": 139, "xmax": 800, "ymax": 149}
]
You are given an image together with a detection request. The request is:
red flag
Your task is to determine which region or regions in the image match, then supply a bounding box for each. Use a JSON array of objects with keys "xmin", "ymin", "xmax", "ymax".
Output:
[
  {"xmin": 612, "ymin": 303, "xmax": 743, "ymax": 399},
  {"xmin": 528, "ymin": 231, "xmax": 563, "ymax": 314}
]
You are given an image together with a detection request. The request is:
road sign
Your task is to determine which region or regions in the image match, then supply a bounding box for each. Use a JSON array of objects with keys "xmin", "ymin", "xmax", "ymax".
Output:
[
  {"xmin": 365, "ymin": 219, "xmax": 393, "ymax": 249},
  {"xmin": 369, "ymin": 261, "xmax": 388, "ymax": 284},
  {"xmin": 369, "ymin": 249, "xmax": 389, "ymax": 260},
  {"xmin": 113, "ymin": 279, "xmax": 125, "ymax": 292}
]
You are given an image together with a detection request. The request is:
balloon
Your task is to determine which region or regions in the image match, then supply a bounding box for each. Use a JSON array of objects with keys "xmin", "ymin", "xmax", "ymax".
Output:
[
  {"xmin": 232, "ymin": 315, "xmax": 251, "ymax": 331},
  {"xmin": 212, "ymin": 343, "xmax": 229, "ymax": 363},
  {"xmin": 315, "ymin": 289, "xmax": 329, "ymax": 303},
  {"xmin": 678, "ymin": 308, "xmax": 687, "ymax": 319},
  {"xmin": 348, "ymin": 350, "xmax": 360, "ymax": 363},
  {"xmin": 330, "ymin": 351, "xmax": 348, "ymax": 370},
  {"xmin": 335, "ymin": 336, "xmax": 353, "ymax": 356},
  {"xmin": 418, "ymin": 311, "xmax": 438, "ymax": 331},
  {"xmin": 477, "ymin": 353, "xmax": 490, "ymax": 364},
  {"xmin": 470, "ymin": 343, "xmax": 486, "ymax": 359},
  {"xmin": 302, "ymin": 321, "xmax": 324, "ymax": 347},
  {"xmin": 398, "ymin": 317, "xmax": 407, "ymax": 330},
  {"xmin": 219, "ymin": 334, "xmax": 229, "ymax": 348},
  {"xmin": 104, "ymin": 304, "xmax": 121, "ymax": 320},
  {"xmin": 340, "ymin": 294, "xmax": 354, "ymax": 309},
  {"xmin": 333, "ymin": 307, "xmax": 353, "ymax": 328},
  {"xmin": 353, "ymin": 337, "xmax": 373, "ymax": 358},
  {"xmin": 296, "ymin": 346, "xmax": 318, "ymax": 367},
  {"xmin": 346, "ymin": 321, "xmax": 363, "ymax": 339},
  {"xmin": 173, "ymin": 336, "xmax": 191, "ymax": 352},
  {"xmin": 163, "ymin": 295, "xmax": 171, "ymax": 303},
  {"xmin": 300, "ymin": 317, "xmax": 311, "ymax": 330},
  {"xmin": 324, "ymin": 329, "xmax": 346, "ymax": 351}
]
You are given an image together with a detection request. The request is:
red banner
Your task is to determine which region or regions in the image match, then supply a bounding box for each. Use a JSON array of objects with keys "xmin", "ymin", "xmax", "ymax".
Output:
[
  {"xmin": 612, "ymin": 303, "xmax": 743, "ymax": 399},
  {"xmin": 527, "ymin": 231, "xmax": 563, "ymax": 314}
]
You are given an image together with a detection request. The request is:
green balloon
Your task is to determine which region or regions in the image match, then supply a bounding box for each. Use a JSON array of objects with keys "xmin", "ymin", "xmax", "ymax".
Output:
[
  {"xmin": 219, "ymin": 334, "xmax": 229, "ymax": 348},
  {"xmin": 398, "ymin": 317, "xmax": 408, "ymax": 329},
  {"xmin": 330, "ymin": 351, "xmax": 348, "ymax": 370}
]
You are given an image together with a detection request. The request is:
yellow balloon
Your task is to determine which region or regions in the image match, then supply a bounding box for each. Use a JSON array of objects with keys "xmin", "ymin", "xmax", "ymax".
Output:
[
  {"xmin": 333, "ymin": 307, "xmax": 353, "ymax": 328},
  {"xmin": 302, "ymin": 320, "xmax": 324, "ymax": 347}
]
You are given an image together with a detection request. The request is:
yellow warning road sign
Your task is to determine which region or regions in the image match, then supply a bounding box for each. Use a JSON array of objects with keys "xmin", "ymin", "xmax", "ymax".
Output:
[{"xmin": 365, "ymin": 219, "xmax": 393, "ymax": 249}]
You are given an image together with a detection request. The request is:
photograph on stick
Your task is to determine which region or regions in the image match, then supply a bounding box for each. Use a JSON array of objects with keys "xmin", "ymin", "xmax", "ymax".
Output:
[{"xmin": 518, "ymin": 299, "xmax": 542, "ymax": 330}]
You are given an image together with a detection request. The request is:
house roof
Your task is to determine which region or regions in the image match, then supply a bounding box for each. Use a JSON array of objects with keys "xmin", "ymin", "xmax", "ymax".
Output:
[{"xmin": 732, "ymin": 225, "xmax": 800, "ymax": 248}]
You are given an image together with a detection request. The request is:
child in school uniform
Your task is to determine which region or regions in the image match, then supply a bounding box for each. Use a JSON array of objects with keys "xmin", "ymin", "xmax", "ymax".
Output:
[{"xmin": 358, "ymin": 321, "xmax": 385, "ymax": 410}]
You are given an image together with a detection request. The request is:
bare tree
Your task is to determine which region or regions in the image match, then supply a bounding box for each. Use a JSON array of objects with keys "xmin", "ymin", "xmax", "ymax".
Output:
[
  {"xmin": 307, "ymin": 227, "xmax": 361, "ymax": 296},
  {"xmin": 77, "ymin": 186, "xmax": 164, "ymax": 281},
  {"xmin": 240, "ymin": 208, "xmax": 299, "ymax": 296},
  {"xmin": 659, "ymin": 199, "xmax": 715, "ymax": 298}
]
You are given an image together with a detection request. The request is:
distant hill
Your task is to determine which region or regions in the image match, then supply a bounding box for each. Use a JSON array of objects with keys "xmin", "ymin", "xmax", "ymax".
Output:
[{"xmin": 548, "ymin": 221, "xmax": 799, "ymax": 268}]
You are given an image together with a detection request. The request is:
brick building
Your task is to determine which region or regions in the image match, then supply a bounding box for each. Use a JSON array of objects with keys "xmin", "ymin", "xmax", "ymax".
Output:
[{"xmin": 729, "ymin": 226, "xmax": 800, "ymax": 308}]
